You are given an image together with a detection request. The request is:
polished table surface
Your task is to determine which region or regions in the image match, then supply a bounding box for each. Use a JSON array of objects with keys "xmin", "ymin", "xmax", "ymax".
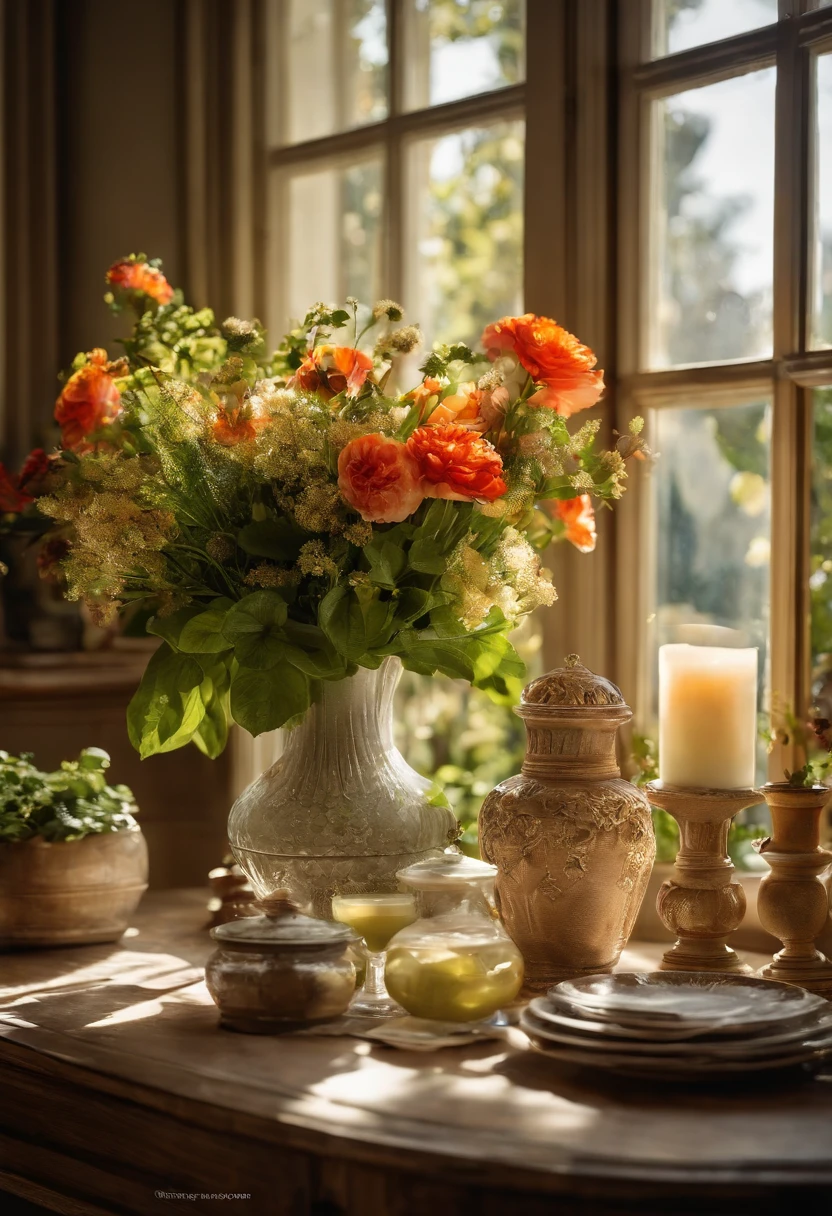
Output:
[{"xmin": 1, "ymin": 890, "xmax": 831, "ymax": 1216}]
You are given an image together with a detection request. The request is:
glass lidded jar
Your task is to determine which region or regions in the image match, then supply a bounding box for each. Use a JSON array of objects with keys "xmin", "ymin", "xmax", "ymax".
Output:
[
  {"xmin": 384, "ymin": 856, "xmax": 524, "ymax": 1023},
  {"xmin": 205, "ymin": 892, "xmax": 358, "ymax": 1033}
]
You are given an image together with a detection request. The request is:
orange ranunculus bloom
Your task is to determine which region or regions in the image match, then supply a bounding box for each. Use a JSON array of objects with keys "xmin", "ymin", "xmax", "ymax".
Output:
[
  {"xmin": 404, "ymin": 376, "xmax": 442, "ymax": 420},
  {"xmin": 106, "ymin": 259, "xmax": 174, "ymax": 305},
  {"xmin": 429, "ymin": 382, "xmax": 487, "ymax": 430},
  {"xmin": 338, "ymin": 433, "xmax": 424, "ymax": 523},
  {"xmin": 289, "ymin": 345, "xmax": 373, "ymax": 400},
  {"xmin": 406, "ymin": 424, "xmax": 507, "ymax": 503},
  {"xmin": 55, "ymin": 355, "xmax": 122, "ymax": 451},
  {"xmin": 481, "ymin": 313, "xmax": 604, "ymax": 417},
  {"xmin": 551, "ymin": 494, "xmax": 596, "ymax": 553}
]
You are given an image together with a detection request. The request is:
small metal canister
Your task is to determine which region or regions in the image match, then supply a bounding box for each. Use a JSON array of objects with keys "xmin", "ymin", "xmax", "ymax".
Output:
[
  {"xmin": 479, "ymin": 656, "xmax": 655, "ymax": 995},
  {"xmin": 205, "ymin": 892, "xmax": 358, "ymax": 1032}
]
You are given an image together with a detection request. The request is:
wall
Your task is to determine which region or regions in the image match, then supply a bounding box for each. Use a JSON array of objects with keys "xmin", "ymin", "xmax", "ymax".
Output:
[{"xmin": 58, "ymin": 0, "xmax": 184, "ymax": 364}]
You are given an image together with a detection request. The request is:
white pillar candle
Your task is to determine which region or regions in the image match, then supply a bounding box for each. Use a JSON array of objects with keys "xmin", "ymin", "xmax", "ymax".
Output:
[{"xmin": 659, "ymin": 643, "xmax": 758, "ymax": 789}]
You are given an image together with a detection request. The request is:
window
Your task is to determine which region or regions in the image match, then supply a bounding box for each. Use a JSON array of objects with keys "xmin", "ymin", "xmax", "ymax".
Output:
[
  {"xmin": 618, "ymin": 0, "xmax": 832, "ymax": 779},
  {"xmin": 264, "ymin": 0, "xmax": 526, "ymax": 349},
  {"xmin": 263, "ymin": 0, "xmax": 532, "ymax": 848}
]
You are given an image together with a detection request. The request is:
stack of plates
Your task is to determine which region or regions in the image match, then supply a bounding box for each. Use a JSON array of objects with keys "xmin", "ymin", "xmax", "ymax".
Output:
[{"xmin": 520, "ymin": 972, "xmax": 832, "ymax": 1080}]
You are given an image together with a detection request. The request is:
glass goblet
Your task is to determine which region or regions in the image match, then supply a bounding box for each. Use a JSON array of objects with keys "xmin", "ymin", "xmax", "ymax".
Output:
[{"xmin": 331, "ymin": 892, "xmax": 417, "ymax": 1017}]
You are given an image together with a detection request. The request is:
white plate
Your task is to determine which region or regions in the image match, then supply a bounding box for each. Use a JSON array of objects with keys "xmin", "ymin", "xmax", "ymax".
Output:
[
  {"xmin": 553, "ymin": 972, "xmax": 828, "ymax": 1028},
  {"xmin": 522, "ymin": 1027, "xmax": 832, "ymax": 1079},
  {"xmin": 521, "ymin": 1007, "xmax": 832, "ymax": 1061}
]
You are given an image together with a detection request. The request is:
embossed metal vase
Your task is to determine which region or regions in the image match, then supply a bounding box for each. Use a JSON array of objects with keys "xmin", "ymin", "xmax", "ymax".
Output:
[{"xmin": 479, "ymin": 657, "xmax": 655, "ymax": 995}]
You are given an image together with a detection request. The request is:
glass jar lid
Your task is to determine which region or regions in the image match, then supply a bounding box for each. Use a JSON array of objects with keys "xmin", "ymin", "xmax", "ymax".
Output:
[
  {"xmin": 397, "ymin": 853, "xmax": 497, "ymax": 894},
  {"xmin": 210, "ymin": 892, "xmax": 356, "ymax": 949}
]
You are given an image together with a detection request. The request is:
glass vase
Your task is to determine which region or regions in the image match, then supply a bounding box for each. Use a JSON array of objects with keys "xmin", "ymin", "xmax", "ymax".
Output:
[{"xmin": 228, "ymin": 657, "xmax": 458, "ymax": 918}]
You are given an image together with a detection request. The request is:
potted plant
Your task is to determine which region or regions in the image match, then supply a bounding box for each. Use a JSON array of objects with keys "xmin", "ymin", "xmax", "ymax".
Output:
[{"xmin": 0, "ymin": 747, "xmax": 147, "ymax": 947}]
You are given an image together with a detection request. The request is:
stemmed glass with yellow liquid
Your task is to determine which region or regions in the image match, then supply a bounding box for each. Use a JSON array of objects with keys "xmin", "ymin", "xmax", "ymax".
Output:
[{"xmin": 331, "ymin": 892, "xmax": 417, "ymax": 1017}]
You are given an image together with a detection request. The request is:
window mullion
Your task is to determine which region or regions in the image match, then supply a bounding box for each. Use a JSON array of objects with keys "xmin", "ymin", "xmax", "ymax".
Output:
[
  {"xmin": 770, "ymin": 16, "xmax": 812, "ymax": 775},
  {"xmin": 384, "ymin": 0, "xmax": 403, "ymax": 301}
]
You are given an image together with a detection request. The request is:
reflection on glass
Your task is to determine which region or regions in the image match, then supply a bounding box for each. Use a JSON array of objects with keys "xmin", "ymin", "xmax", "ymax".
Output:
[
  {"xmin": 402, "ymin": 0, "xmax": 524, "ymax": 110},
  {"xmin": 811, "ymin": 390, "xmax": 832, "ymax": 714},
  {"xmin": 649, "ymin": 70, "xmax": 775, "ymax": 369},
  {"xmin": 653, "ymin": 0, "xmax": 777, "ymax": 58},
  {"xmin": 278, "ymin": 158, "xmax": 383, "ymax": 326},
  {"xmin": 404, "ymin": 121, "xmax": 524, "ymax": 347},
  {"xmin": 269, "ymin": 0, "xmax": 388, "ymax": 145},
  {"xmin": 812, "ymin": 55, "xmax": 832, "ymax": 349},
  {"xmin": 650, "ymin": 401, "xmax": 771, "ymax": 783}
]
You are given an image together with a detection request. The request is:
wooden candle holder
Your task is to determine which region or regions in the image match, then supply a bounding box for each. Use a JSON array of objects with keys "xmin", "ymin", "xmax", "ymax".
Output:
[
  {"xmin": 646, "ymin": 782, "xmax": 759, "ymax": 974},
  {"xmin": 755, "ymin": 784, "xmax": 832, "ymax": 998}
]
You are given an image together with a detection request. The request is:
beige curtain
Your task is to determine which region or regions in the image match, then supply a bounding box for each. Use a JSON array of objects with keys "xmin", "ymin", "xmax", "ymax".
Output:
[
  {"xmin": 181, "ymin": 0, "xmax": 266, "ymax": 322},
  {"xmin": 1, "ymin": 0, "xmax": 60, "ymax": 466}
]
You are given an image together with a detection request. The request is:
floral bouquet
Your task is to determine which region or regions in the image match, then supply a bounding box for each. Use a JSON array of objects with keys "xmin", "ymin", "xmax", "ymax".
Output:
[{"xmin": 9, "ymin": 255, "xmax": 644, "ymax": 758}]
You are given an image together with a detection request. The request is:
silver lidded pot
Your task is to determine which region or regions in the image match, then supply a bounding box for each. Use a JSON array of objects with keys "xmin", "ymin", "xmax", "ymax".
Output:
[{"xmin": 205, "ymin": 891, "xmax": 358, "ymax": 1033}]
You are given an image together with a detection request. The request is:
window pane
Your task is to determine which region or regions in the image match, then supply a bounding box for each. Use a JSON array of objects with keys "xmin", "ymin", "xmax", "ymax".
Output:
[
  {"xmin": 272, "ymin": 157, "xmax": 384, "ymax": 329},
  {"xmin": 653, "ymin": 0, "xmax": 777, "ymax": 59},
  {"xmin": 402, "ymin": 0, "xmax": 525, "ymax": 111},
  {"xmin": 811, "ymin": 389, "xmax": 832, "ymax": 710},
  {"xmin": 404, "ymin": 122, "xmax": 524, "ymax": 348},
  {"xmin": 269, "ymin": 0, "xmax": 388, "ymax": 145},
  {"xmin": 812, "ymin": 55, "xmax": 832, "ymax": 349},
  {"xmin": 648, "ymin": 70, "xmax": 775, "ymax": 369},
  {"xmin": 649, "ymin": 400, "xmax": 772, "ymax": 782}
]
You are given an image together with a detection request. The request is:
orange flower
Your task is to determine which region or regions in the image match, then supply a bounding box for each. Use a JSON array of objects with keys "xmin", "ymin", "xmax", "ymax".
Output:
[
  {"xmin": 481, "ymin": 313, "xmax": 604, "ymax": 417},
  {"xmin": 406, "ymin": 424, "xmax": 506, "ymax": 503},
  {"xmin": 0, "ymin": 464, "xmax": 30, "ymax": 513},
  {"xmin": 338, "ymin": 433, "xmax": 424, "ymax": 523},
  {"xmin": 0, "ymin": 448, "xmax": 50, "ymax": 514},
  {"xmin": 106, "ymin": 259, "xmax": 174, "ymax": 305},
  {"xmin": 54, "ymin": 353, "xmax": 122, "ymax": 451},
  {"xmin": 289, "ymin": 345, "xmax": 373, "ymax": 399},
  {"xmin": 551, "ymin": 495, "xmax": 596, "ymax": 553},
  {"xmin": 429, "ymin": 382, "xmax": 487, "ymax": 430},
  {"xmin": 404, "ymin": 376, "xmax": 442, "ymax": 419}
]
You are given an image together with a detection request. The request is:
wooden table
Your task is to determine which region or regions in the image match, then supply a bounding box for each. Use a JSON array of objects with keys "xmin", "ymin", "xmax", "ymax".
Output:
[{"xmin": 1, "ymin": 892, "xmax": 831, "ymax": 1216}]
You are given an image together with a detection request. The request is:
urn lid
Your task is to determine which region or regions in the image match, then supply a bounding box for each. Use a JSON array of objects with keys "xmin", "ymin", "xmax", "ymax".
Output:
[
  {"xmin": 520, "ymin": 654, "xmax": 626, "ymax": 710},
  {"xmin": 210, "ymin": 891, "xmax": 356, "ymax": 949}
]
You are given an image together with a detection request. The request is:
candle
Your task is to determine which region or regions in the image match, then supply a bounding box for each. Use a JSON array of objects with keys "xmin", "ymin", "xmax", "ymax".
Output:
[{"xmin": 659, "ymin": 643, "xmax": 758, "ymax": 789}]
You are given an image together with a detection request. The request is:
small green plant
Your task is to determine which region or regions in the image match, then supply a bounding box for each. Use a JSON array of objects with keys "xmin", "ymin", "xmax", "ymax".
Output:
[{"xmin": 0, "ymin": 749, "xmax": 138, "ymax": 843}]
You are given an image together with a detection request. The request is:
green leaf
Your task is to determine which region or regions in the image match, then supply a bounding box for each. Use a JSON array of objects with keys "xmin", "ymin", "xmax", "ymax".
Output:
[
  {"xmin": 127, "ymin": 644, "xmax": 204, "ymax": 759},
  {"xmin": 237, "ymin": 518, "xmax": 307, "ymax": 561},
  {"xmin": 223, "ymin": 591, "xmax": 289, "ymax": 668},
  {"xmin": 230, "ymin": 662, "xmax": 311, "ymax": 736},
  {"xmin": 146, "ymin": 605, "xmax": 203, "ymax": 651},
  {"xmin": 319, "ymin": 585, "xmax": 396, "ymax": 660},
  {"xmin": 393, "ymin": 587, "xmax": 445, "ymax": 627},
  {"xmin": 408, "ymin": 536, "xmax": 446, "ymax": 574},
  {"xmin": 178, "ymin": 598, "xmax": 234, "ymax": 654},
  {"xmin": 192, "ymin": 662, "xmax": 231, "ymax": 758},
  {"xmin": 364, "ymin": 537, "xmax": 407, "ymax": 588}
]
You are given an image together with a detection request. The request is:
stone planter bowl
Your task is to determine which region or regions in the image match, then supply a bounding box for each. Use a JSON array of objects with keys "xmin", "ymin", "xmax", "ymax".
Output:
[{"xmin": 0, "ymin": 826, "xmax": 149, "ymax": 948}]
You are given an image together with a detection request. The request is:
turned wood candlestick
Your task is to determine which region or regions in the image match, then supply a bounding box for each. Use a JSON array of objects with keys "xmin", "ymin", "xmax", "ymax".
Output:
[
  {"xmin": 646, "ymin": 782, "xmax": 760, "ymax": 973},
  {"xmin": 755, "ymin": 783, "xmax": 832, "ymax": 998}
]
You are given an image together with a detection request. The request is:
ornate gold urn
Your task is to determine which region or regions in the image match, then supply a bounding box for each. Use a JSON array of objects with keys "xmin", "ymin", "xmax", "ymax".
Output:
[{"xmin": 479, "ymin": 656, "xmax": 655, "ymax": 995}]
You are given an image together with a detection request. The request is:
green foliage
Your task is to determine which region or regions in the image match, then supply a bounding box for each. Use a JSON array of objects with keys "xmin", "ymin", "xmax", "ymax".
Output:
[{"xmin": 0, "ymin": 749, "xmax": 138, "ymax": 843}]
